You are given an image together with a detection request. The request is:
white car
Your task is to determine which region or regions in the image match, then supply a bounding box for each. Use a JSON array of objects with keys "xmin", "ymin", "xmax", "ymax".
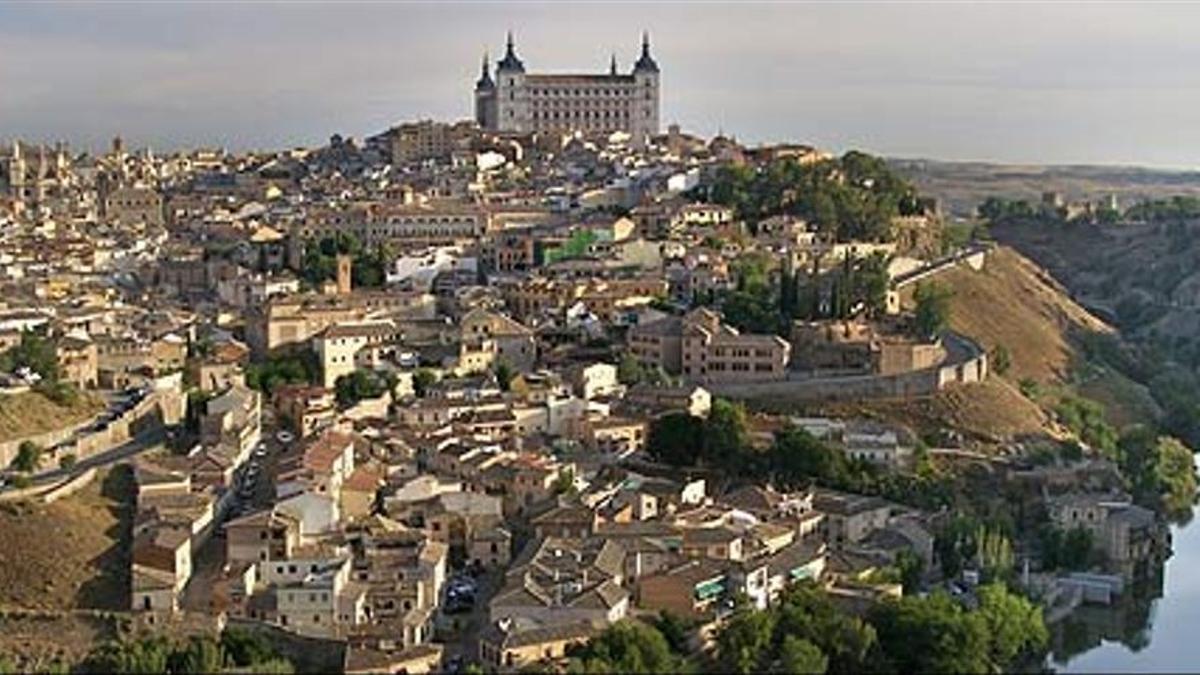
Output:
[{"xmin": 276, "ymin": 430, "xmax": 295, "ymax": 444}]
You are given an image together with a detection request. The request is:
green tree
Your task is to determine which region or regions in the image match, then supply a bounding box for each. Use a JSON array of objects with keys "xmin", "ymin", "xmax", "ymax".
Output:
[
  {"xmin": 650, "ymin": 611, "xmax": 694, "ymax": 656},
  {"xmin": 334, "ymin": 369, "xmax": 389, "ymax": 406},
  {"xmin": 773, "ymin": 584, "xmax": 877, "ymax": 673},
  {"xmin": 703, "ymin": 399, "xmax": 751, "ymax": 472},
  {"xmin": 220, "ymin": 627, "xmax": 278, "ymax": 667},
  {"xmin": 990, "ymin": 344, "xmax": 1012, "ymax": 376},
  {"xmin": 13, "ymin": 440, "xmax": 41, "ymax": 473},
  {"xmin": 617, "ymin": 353, "xmax": 646, "ymax": 386},
  {"xmin": 869, "ymin": 592, "xmax": 990, "ymax": 674},
  {"xmin": 975, "ymin": 525, "xmax": 1015, "ymax": 581},
  {"xmin": 913, "ymin": 282, "xmax": 953, "ymax": 339},
  {"xmin": 716, "ymin": 605, "xmax": 777, "ymax": 674},
  {"xmin": 779, "ymin": 637, "xmax": 828, "ymax": 675},
  {"xmin": 494, "ymin": 361, "xmax": 516, "ymax": 392},
  {"xmin": 59, "ymin": 453, "xmax": 77, "ymax": 471},
  {"xmin": 245, "ymin": 351, "xmax": 318, "ymax": 395},
  {"xmin": 553, "ymin": 467, "xmax": 577, "ymax": 495},
  {"xmin": 1116, "ymin": 429, "xmax": 1199, "ymax": 514},
  {"xmin": 81, "ymin": 638, "xmax": 172, "ymax": 675},
  {"xmin": 771, "ymin": 427, "xmax": 847, "ymax": 489},
  {"xmin": 412, "ymin": 369, "xmax": 438, "ymax": 398},
  {"xmin": 0, "ymin": 331, "xmax": 62, "ymax": 382},
  {"xmin": 1056, "ymin": 394, "xmax": 1117, "ymax": 455},
  {"xmin": 646, "ymin": 413, "xmax": 705, "ymax": 467},
  {"xmin": 934, "ymin": 515, "xmax": 980, "ymax": 579},
  {"xmin": 896, "ymin": 548, "xmax": 924, "ymax": 594},
  {"xmin": 568, "ymin": 621, "xmax": 681, "ymax": 674},
  {"xmin": 168, "ymin": 636, "xmax": 224, "ymax": 674},
  {"xmin": 976, "ymin": 583, "xmax": 1049, "ymax": 669}
]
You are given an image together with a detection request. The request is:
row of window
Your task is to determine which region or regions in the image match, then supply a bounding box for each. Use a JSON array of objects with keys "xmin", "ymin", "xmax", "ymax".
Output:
[
  {"xmin": 526, "ymin": 87, "xmax": 634, "ymax": 97},
  {"xmin": 532, "ymin": 110, "xmax": 631, "ymax": 121},
  {"xmin": 708, "ymin": 362, "xmax": 776, "ymax": 372},
  {"xmin": 282, "ymin": 591, "xmax": 330, "ymax": 603},
  {"xmin": 711, "ymin": 347, "xmax": 778, "ymax": 359}
]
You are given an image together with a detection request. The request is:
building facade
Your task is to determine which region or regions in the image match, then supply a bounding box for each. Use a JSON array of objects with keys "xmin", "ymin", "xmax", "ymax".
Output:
[{"xmin": 475, "ymin": 33, "xmax": 660, "ymax": 143}]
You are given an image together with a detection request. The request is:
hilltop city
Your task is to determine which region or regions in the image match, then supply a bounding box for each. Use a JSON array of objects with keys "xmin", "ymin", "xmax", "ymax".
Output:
[{"xmin": 0, "ymin": 33, "xmax": 1192, "ymax": 675}]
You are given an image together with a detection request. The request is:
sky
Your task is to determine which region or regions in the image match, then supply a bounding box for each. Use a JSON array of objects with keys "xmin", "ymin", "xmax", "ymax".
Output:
[{"xmin": 3, "ymin": 1, "xmax": 1200, "ymax": 168}]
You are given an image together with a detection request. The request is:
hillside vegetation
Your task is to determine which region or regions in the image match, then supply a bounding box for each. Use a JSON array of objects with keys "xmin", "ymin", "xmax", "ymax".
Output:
[{"xmin": 991, "ymin": 219, "xmax": 1200, "ymax": 445}]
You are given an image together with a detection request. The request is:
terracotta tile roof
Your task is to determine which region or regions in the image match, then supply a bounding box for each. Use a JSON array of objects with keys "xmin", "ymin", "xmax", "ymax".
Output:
[{"xmin": 303, "ymin": 430, "xmax": 355, "ymax": 473}]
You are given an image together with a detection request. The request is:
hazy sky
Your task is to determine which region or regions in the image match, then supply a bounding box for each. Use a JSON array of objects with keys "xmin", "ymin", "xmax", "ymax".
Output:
[{"xmin": 4, "ymin": 1, "xmax": 1200, "ymax": 167}]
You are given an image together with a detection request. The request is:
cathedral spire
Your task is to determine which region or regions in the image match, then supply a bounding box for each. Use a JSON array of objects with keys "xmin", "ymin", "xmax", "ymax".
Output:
[{"xmin": 610, "ymin": 53, "xmax": 618, "ymax": 76}]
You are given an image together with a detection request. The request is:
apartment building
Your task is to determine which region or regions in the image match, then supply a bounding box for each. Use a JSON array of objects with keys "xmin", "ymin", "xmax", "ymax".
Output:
[{"xmin": 628, "ymin": 308, "xmax": 791, "ymax": 384}]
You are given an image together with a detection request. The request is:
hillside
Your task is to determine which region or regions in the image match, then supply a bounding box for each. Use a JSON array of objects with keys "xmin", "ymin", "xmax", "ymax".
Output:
[
  {"xmin": 858, "ymin": 244, "xmax": 1163, "ymax": 441},
  {"xmin": 0, "ymin": 467, "xmax": 131, "ymax": 612},
  {"xmin": 925, "ymin": 246, "xmax": 1112, "ymax": 385},
  {"xmin": 0, "ymin": 391, "xmax": 103, "ymax": 443},
  {"xmin": 816, "ymin": 378, "xmax": 1052, "ymax": 445}
]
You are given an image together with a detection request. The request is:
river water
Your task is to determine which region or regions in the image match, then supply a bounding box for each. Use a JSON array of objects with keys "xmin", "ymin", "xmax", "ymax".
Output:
[{"xmin": 1051, "ymin": 509, "xmax": 1198, "ymax": 672}]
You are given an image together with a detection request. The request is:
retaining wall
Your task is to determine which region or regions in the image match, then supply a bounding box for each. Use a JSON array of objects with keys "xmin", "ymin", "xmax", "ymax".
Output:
[{"xmin": 713, "ymin": 332, "xmax": 989, "ymax": 406}]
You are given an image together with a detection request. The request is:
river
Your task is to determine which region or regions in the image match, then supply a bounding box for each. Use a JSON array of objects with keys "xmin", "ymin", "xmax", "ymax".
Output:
[{"xmin": 1051, "ymin": 508, "xmax": 1198, "ymax": 672}]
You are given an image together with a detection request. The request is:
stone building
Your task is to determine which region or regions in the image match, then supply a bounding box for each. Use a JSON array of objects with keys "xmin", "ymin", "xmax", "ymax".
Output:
[
  {"xmin": 474, "ymin": 33, "xmax": 660, "ymax": 144},
  {"xmin": 629, "ymin": 308, "xmax": 791, "ymax": 384}
]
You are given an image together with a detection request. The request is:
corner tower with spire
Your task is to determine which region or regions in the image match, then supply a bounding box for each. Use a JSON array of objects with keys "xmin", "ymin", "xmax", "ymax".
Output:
[
  {"xmin": 472, "ymin": 31, "xmax": 661, "ymax": 145},
  {"xmin": 474, "ymin": 51, "xmax": 497, "ymax": 129}
]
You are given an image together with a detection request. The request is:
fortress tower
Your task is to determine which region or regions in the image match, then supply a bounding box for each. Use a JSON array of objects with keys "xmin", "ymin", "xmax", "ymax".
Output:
[{"xmin": 474, "ymin": 32, "xmax": 661, "ymax": 144}]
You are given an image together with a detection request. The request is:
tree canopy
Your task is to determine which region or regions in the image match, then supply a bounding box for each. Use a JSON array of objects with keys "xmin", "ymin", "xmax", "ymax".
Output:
[
  {"xmin": 567, "ymin": 621, "xmax": 688, "ymax": 674},
  {"xmin": 913, "ymin": 282, "xmax": 953, "ymax": 340},
  {"xmin": 868, "ymin": 583, "xmax": 1047, "ymax": 673},
  {"xmin": 708, "ymin": 152, "xmax": 926, "ymax": 243},
  {"xmin": 334, "ymin": 369, "xmax": 395, "ymax": 406},
  {"xmin": 300, "ymin": 233, "xmax": 392, "ymax": 289}
]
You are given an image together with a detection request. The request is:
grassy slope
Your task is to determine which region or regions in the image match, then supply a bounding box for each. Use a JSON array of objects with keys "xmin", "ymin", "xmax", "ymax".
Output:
[
  {"xmin": 0, "ymin": 467, "xmax": 131, "ymax": 611},
  {"xmin": 931, "ymin": 245, "xmax": 1159, "ymax": 431},
  {"xmin": 0, "ymin": 391, "xmax": 104, "ymax": 443},
  {"xmin": 932, "ymin": 246, "xmax": 1112, "ymax": 384},
  {"xmin": 817, "ymin": 378, "xmax": 1050, "ymax": 444},
  {"xmin": 830, "ymin": 245, "xmax": 1143, "ymax": 445}
]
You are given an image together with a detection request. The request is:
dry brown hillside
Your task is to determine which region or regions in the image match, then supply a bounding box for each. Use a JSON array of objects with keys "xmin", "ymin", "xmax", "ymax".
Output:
[
  {"xmin": 0, "ymin": 467, "xmax": 131, "ymax": 612},
  {"xmin": 817, "ymin": 378, "xmax": 1051, "ymax": 444},
  {"xmin": 0, "ymin": 391, "xmax": 103, "ymax": 443},
  {"xmin": 917, "ymin": 245, "xmax": 1112, "ymax": 384}
]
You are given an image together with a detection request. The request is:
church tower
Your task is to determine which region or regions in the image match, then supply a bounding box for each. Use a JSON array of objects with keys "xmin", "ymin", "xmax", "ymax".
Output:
[
  {"xmin": 494, "ymin": 31, "xmax": 529, "ymax": 133},
  {"xmin": 631, "ymin": 32, "xmax": 661, "ymax": 147},
  {"xmin": 474, "ymin": 52, "xmax": 497, "ymax": 130}
]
